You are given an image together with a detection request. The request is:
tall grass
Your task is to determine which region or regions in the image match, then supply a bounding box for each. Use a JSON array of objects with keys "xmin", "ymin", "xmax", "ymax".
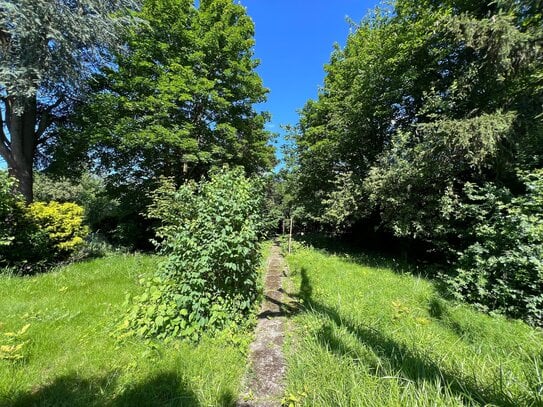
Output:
[
  {"xmin": 0, "ymin": 254, "xmax": 250, "ymax": 406},
  {"xmin": 284, "ymin": 244, "xmax": 543, "ymax": 406}
]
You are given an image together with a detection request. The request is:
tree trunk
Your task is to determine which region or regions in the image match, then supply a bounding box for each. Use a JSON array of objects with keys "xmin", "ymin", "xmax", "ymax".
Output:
[
  {"xmin": 8, "ymin": 162, "xmax": 33, "ymax": 203},
  {"xmin": 4, "ymin": 96, "xmax": 37, "ymax": 203}
]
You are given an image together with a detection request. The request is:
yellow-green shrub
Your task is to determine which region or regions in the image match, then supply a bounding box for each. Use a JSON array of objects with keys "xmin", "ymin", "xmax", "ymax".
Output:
[{"xmin": 28, "ymin": 201, "xmax": 89, "ymax": 254}]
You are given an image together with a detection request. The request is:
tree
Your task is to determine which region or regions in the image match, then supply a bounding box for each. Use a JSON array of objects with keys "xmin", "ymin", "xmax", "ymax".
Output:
[
  {"xmin": 0, "ymin": 0, "xmax": 137, "ymax": 202},
  {"xmin": 50, "ymin": 0, "xmax": 274, "ymax": 186},
  {"xmin": 43, "ymin": 0, "xmax": 274, "ymax": 248},
  {"xmin": 291, "ymin": 0, "xmax": 543, "ymax": 245}
]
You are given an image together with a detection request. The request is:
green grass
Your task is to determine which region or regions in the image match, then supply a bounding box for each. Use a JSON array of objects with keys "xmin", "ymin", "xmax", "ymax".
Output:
[
  {"xmin": 284, "ymin": 243, "xmax": 543, "ymax": 406},
  {"xmin": 0, "ymin": 254, "xmax": 252, "ymax": 406}
]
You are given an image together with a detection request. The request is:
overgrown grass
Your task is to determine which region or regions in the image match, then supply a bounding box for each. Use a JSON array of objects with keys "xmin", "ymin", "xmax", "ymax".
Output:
[
  {"xmin": 284, "ymin": 243, "xmax": 543, "ymax": 406},
  {"xmin": 0, "ymin": 254, "xmax": 256, "ymax": 406}
]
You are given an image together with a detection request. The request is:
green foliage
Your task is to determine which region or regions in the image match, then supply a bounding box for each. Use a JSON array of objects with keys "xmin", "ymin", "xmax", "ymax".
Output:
[
  {"xmin": 53, "ymin": 0, "xmax": 274, "ymax": 200},
  {"xmin": 28, "ymin": 201, "xmax": 89, "ymax": 255},
  {"xmin": 0, "ymin": 0, "xmax": 136, "ymax": 100},
  {"xmin": 1, "ymin": 171, "xmax": 89, "ymax": 272},
  {"xmin": 284, "ymin": 0, "xmax": 543, "ymax": 325},
  {"xmin": 46, "ymin": 0, "xmax": 275, "ymax": 248},
  {"xmin": 0, "ymin": 172, "xmax": 50, "ymax": 271},
  {"xmin": 0, "ymin": 0, "xmax": 138, "ymax": 202},
  {"xmin": 365, "ymin": 112, "xmax": 516, "ymax": 240},
  {"xmin": 0, "ymin": 171, "xmax": 19, "ymax": 247},
  {"xmin": 127, "ymin": 168, "xmax": 266, "ymax": 341},
  {"xmin": 320, "ymin": 171, "xmax": 365, "ymax": 231},
  {"xmin": 449, "ymin": 170, "xmax": 543, "ymax": 326},
  {"xmin": 34, "ymin": 173, "xmax": 119, "ymax": 231},
  {"xmin": 289, "ymin": 0, "xmax": 543, "ymax": 236}
]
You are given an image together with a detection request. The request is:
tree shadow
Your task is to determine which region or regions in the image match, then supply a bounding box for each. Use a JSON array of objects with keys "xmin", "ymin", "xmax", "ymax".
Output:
[
  {"xmin": 299, "ymin": 234, "xmax": 434, "ymax": 273},
  {"xmin": 297, "ymin": 267, "xmax": 531, "ymax": 407},
  {"xmin": 297, "ymin": 233, "xmax": 454, "ymax": 299},
  {"xmin": 427, "ymin": 296, "xmax": 475, "ymax": 341},
  {"xmin": 257, "ymin": 293, "xmax": 299, "ymax": 319},
  {"xmin": 5, "ymin": 372, "xmax": 203, "ymax": 407}
]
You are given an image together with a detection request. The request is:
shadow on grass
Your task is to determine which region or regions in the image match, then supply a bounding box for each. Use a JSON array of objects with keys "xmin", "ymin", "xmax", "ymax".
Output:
[
  {"xmin": 296, "ymin": 234, "xmax": 453, "ymax": 299},
  {"xmin": 4, "ymin": 371, "xmax": 226, "ymax": 407},
  {"xmin": 298, "ymin": 234, "xmax": 438, "ymax": 274},
  {"xmin": 296, "ymin": 267, "xmax": 530, "ymax": 407}
]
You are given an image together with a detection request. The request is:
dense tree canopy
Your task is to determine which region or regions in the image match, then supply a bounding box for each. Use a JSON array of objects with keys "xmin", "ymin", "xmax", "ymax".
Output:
[
  {"xmin": 283, "ymin": 0, "xmax": 543, "ymax": 324},
  {"xmin": 0, "ymin": 0, "xmax": 137, "ymax": 201},
  {"xmin": 289, "ymin": 0, "xmax": 543, "ymax": 245},
  {"xmin": 49, "ymin": 0, "xmax": 274, "ymax": 185},
  {"xmin": 40, "ymin": 0, "xmax": 275, "ymax": 248}
]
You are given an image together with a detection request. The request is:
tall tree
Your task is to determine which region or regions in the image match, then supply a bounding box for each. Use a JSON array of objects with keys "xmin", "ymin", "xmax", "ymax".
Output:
[
  {"xmin": 290, "ymin": 0, "xmax": 543, "ymax": 243},
  {"xmin": 43, "ymin": 0, "xmax": 274, "ymax": 248},
  {"xmin": 0, "ymin": 0, "xmax": 137, "ymax": 202},
  {"xmin": 51, "ymin": 0, "xmax": 274, "ymax": 187}
]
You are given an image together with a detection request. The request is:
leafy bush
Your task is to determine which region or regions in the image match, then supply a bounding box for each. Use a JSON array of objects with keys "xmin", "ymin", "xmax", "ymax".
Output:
[
  {"xmin": 71, "ymin": 232, "xmax": 123, "ymax": 261},
  {"xmin": 0, "ymin": 172, "xmax": 50, "ymax": 271},
  {"xmin": 448, "ymin": 170, "xmax": 543, "ymax": 326},
  {"xmin": 127, "ymin": 167, "xmax": 266, "ymax": 341},
  {"xmin": 0, "ymin": 171, "xmax": 19, "ymax": 248},
  {"xmin": 28, "ymin": 201, "xmax": 89, "ymax": 255},
  {"xmin": 1, "ymin": 172, "xmax": 89, "ymax": 272},
  {"xmin": 34, "ymin": 172, "xmax": 119, "ymax": 231}
]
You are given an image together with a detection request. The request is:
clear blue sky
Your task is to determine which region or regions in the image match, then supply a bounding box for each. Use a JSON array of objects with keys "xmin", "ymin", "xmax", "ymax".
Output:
[
  {"xmin": 239, "ymin": 0, "xmax": 378, "ymax": 165},
  {"xmin": 0, "ymin": 1, "xmax": 378, "ymax": 171}
]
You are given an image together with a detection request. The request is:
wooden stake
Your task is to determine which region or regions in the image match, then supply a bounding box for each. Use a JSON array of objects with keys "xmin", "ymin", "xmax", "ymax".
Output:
[{"xmin": 288, "ymin": 217, "xmax": 293, "ymax": 254}]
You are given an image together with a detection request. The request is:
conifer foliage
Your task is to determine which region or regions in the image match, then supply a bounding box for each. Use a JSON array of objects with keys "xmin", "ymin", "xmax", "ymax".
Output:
[{"xmin": 0, "ymin": 0, "xmax": 137, "ymax": 202}]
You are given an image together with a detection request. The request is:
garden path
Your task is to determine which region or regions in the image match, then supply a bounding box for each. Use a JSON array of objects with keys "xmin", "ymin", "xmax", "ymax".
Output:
[{"xmin": 237, "ymin": 242, "xmax": 290, "ymax": 407}]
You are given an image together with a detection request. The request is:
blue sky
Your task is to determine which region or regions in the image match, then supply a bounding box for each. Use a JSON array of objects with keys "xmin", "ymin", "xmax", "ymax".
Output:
[{"xmin": 239, "ymin": 0, "xmax": 378, "ymax": 165}]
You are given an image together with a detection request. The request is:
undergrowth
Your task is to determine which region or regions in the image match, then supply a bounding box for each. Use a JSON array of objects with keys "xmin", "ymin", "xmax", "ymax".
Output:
[{"xmin": 0, "ymin": 254, "xmax": 257, "ymax": 406}]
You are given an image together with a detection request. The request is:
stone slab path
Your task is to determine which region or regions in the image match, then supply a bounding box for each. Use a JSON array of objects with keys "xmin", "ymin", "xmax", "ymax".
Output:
[{"xmin": 237, "ymin": 242, "xmax": 289, "ymax": 407}]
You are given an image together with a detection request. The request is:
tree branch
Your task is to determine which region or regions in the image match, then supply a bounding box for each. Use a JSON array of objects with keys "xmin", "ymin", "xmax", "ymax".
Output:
[
  {"xmin": 3, "ymin": 97, "xmax": 13, "ymax": 135},
  {"xmin": 0, "ymin": 101, "xmax": 9, "ymax": 147},
  {"xmin": 36, "ymin": 97, "xmax": 65, "ymax": 141},
  {"xmin": 36, "ymin": 114, "xmax": 52, "ymax": 141}
]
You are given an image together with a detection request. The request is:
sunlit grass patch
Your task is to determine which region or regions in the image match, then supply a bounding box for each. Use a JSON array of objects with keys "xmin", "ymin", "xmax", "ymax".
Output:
[
  {"xmin": 284, "ymin": 245, "xmax": 543, "ymax": 407},
  {"xmin": 0, "ymin": 254, "xmax": 252, "ymax": 406}
]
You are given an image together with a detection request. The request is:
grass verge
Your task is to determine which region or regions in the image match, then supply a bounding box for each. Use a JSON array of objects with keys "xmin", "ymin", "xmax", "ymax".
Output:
[
  {"xmin": 0, "ymin": 254, "xmax": 256, "ymax": 407},
  {"xmin": 284, "ymin": 243, "xmax": 543, "ymax": 406}
]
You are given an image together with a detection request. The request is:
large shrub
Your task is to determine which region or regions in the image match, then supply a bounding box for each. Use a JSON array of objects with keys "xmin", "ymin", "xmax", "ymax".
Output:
[
  {"xmin": 127, "ymin": 168, "xmax": 267, "ymax": 341},
  {"xmin": 0, "ymin": 173, "xmax": 49, "ymax": 270},
  {"xmin": 1, "ymin": 172, "xmax": 88, "ymax": 272},
  {"xmin": 28, "ymin": 201, "xmax": 89, "ymax": 255},
  {"xmin": 449, "ymin": 170, "xmax": 543, "ymax": 326},
  {"xmin": 0, "ymin": 171, "xmax": 19, "ymax": 247}
]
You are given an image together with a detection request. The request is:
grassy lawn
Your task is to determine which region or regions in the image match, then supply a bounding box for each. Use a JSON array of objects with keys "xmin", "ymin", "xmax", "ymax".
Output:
[
  {"xmin": 0, "ymin": 254, "xmax": 253, "ymax": 407},
  {"xmin": 284, "ymin": 243, "xmax": 543, "ymax": 407}
]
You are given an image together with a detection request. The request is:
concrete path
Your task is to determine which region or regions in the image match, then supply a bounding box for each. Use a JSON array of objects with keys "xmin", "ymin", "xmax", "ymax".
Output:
[{"xmin": 238, "ymin": 243, "xmax": 289, "ymax": 407}]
